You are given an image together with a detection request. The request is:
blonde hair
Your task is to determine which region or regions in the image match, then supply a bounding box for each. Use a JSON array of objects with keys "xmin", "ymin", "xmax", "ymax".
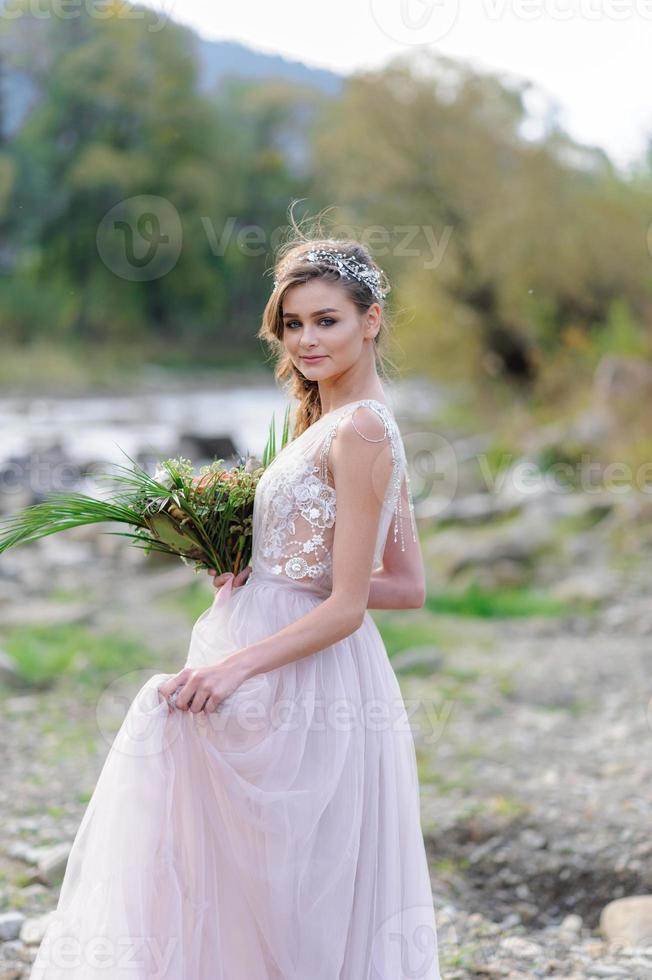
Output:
[{"xmin": 258, "ymin": 203, "xmax": 396, "ymax": 437}]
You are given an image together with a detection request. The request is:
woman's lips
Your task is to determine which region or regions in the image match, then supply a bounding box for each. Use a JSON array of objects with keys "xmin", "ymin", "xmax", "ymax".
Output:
[{"xmin": 302, "ymin": 355, "xmax": 326, "ymax": 361}]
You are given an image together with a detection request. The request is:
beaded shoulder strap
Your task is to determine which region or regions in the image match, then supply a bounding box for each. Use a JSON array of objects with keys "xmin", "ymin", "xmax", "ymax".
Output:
[{"xmin": 318, "ymin": 399, "xmax": 418, "ymax": 552}]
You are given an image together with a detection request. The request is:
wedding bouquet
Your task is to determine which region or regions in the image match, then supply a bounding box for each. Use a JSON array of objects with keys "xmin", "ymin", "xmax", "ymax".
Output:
[{"xmin": 0, "ymin": 405, "xmax": 292, "ymax": 576}]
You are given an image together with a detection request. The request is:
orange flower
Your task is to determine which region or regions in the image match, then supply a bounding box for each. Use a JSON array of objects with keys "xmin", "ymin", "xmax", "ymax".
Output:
[{"xmin": 194, "ymin": 474, "xmax": 214, "ymax": 494}]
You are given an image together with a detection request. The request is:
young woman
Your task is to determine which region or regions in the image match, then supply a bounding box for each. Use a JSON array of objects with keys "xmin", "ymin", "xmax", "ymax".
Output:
[{"xmin": 30, "ymin": 232, "xmax": 442, "ymax": 979}]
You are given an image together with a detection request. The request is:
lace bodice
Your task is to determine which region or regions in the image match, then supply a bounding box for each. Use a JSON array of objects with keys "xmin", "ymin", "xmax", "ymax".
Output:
[{"xmin": 250, "ymin": 399, "xmax": 418, "ymax": 595}]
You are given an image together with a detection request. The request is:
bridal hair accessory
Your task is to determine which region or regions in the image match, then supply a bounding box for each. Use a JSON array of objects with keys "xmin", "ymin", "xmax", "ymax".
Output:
[{"xmin": 273, "ymin": 246, "xmax": 390, "ymax": 303}]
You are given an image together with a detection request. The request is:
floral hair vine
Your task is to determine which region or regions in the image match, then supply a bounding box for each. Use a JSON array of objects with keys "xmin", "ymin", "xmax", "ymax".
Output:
[{"xmin": 272, "ymin": 246, "xmax": 390, "ymax": 303}]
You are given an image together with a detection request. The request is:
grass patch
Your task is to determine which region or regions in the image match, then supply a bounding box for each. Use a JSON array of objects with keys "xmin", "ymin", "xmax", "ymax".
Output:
[
  {"xmin": 46, "ymin": 585, "xmax": 96, "ymax": 604},
  {"xmin": 0, "ymin": 340, "xmax": 264, "ymax": 394},
  {"xmin": 1, "ymin": 622, "xmax": 154, "ymax": 688},
  {"xmin": 12, "ymin": 871, "xmax": 33, "ymax": 889},
  {"xmin": 442, "ymin": 665, "xmax": 481, "ymax": 684},
  {"xmin": 425, "ymin": 582, "xmax": 575, "ymax": 618},
  {"xmin": 537, "ymin": 696, "xmax": 594, "ymax": 716},
  {"xmin": 164, "ymin": 578, "xmax": 215, "ymax": 623},
  {"xmin": 431, "ymin": 855, "xmax": 471, "ymax": 875},
  {"xmin": 417, "ymin": 751, "xmax": 476, "ymax": 792},
  {"xmin": 460, "ymin": 794, "xmax": 532, "ymax": 821},
  {"xmin": 555, "ymin": 504, "xmax": 613, "ymax": 535},
  {"xmin": 374, "ymin": 617, "xmax": 443, "ymax": 659},
  {"xmin": 495, "ymin": 672, "xmax": 517, "ymax": 697}
]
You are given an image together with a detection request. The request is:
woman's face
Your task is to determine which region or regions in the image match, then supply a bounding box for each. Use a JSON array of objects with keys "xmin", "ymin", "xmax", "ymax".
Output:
[{"xmin": 280, "ymin": 280, "xmax": 380, "ymax": 381}]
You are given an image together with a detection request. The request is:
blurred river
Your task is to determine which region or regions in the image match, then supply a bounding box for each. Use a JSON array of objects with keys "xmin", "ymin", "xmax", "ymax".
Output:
[{"xmin": 0, "ymin": 371, "xmax": 447, "ymax": 508}]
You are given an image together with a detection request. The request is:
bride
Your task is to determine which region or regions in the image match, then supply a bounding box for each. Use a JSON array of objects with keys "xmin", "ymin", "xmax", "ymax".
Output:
[{"xmin": 30, "ymin": 224, "xmax": 442, "ymax": 978}]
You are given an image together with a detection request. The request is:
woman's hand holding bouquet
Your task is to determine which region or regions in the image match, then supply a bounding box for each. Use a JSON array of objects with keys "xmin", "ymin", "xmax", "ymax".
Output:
[{"xmin": 206, "ymin": 565, "xmax": 252, "ymax": 590}]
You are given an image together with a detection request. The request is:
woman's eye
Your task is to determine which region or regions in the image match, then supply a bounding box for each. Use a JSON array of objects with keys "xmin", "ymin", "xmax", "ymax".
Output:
[{"xmin": 285, "ymin": 318, "xmax": 336, "ymax": 329}]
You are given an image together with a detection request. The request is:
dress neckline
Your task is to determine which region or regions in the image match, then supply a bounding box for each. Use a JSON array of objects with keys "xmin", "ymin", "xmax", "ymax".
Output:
[
  {"xmin": 316, "ymin": 397, "xmax": 393, "ymax": 422},
  {"xmin": 263, "ymin": 398, "xmax": 394, "ymax": 472}
]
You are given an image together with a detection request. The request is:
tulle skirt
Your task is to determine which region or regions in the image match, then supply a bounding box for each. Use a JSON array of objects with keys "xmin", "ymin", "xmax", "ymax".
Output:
[{"xmin": 30, "ymin": 569, "xmax": 441, "ymax": 979}]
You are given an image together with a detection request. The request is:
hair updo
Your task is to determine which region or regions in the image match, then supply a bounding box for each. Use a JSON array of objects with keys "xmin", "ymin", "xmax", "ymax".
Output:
[{"xmin": 258, "ymin": 204, "xmax": 395, "ymax": 437}]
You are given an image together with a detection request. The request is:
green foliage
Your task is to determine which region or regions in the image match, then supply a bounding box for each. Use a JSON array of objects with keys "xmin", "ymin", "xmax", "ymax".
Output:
[
  {"xmin": 373, "ymin": 618, "xmax": 443, "ymax": 659},
  {"xmin": 261, "ymin": 403, "xmax": 292, "ymax": 467},
  {"xmin": 1, "ymin": 623, "xmax": 151, "ymax": 688},
  {"xmin": 311, "ymin": 53, "xmax": 652, "ymax": 387},
  {"xmin": 0, "ymin": 8, "xmax": 651, "ymax": 394},
  {"xmin": 0, "ymin": 1, "xmax": 301, "ymax": 357},
  {"xmin": 0, "ymin": 410, "xmax": 293, "ymax": 574},
  {"xmin": 166, "ymin": 578, "xmax": 215, "ymax": 623},
  {"xmin": 425, "ymin": 583, "xmax": 577, "ymax": 618},
  {"xmin": 590, "ymin": 297, "xmax": 650, "ymax": 362}
]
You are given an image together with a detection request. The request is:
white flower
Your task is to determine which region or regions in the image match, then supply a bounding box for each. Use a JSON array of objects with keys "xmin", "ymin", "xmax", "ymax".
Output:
[{"xmin": 153, "ymin": 464, "xmax": 175, "ymax": 490}]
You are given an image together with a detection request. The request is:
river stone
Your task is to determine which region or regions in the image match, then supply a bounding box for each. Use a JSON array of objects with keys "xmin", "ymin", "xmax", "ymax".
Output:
[
  {"xmin": 0, "ymin": 601, "xmax": 91, "ymax": 628},
  {"xmin": 600, "ymin": 895, "xmax": 652, "ymax": 947},
  {"xmin": 391, "ymin": 646, "xmax": 445, "ymax": 675},
  {"xmin": 20, "ymin": 911, "xmax": 55, "ymax": 945},
  {"xmin": 0, "ymin": 912, "xmax": 25, "ymax": 942},
  {"xmin": 0, "ymin": 650, "xmax": 27, "ymax": 689},
  {"xmin": 31, "ymin": 842, "xmax": 72, "ymax": 886},
  {"xmin": 0, "ymin": 962, "xmax": 24, "ymax": 980},
  {"xmin": 558, "ymin": 913, "xmax": 583, "ymax": 938},
  {"xmin": 551, "ymin": 570, "xmax": 618, "ymax": 604}
]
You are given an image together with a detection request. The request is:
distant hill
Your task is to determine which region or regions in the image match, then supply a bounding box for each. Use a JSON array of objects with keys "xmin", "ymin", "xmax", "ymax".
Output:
[
  {"xmin": 0, "ymin": 8, "xmax": 344, "ymax": 137},
  {"xmin": 192, "ymin": 35, "xmax": 344, "ymax": 97}
]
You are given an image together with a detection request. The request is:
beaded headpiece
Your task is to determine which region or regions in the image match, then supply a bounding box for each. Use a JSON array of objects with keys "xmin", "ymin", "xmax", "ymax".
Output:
[{"xmin": 272, "ymin": 245, "xmax": 390, "ymax": 303}]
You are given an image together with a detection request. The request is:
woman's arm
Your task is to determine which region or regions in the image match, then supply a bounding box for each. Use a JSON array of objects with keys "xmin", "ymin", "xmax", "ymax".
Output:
[
  {"xmin": 207, "ymin": 456, "xmax": 425, "ymax": 610},
  {"xmin": 367, "ymin": 565, "xmax": 425, "ymax": 610},
  {"xmin": 160, "ymin": 406, "xmax": 396, "ymax": 712},
  {"xmin": 367, "ymin": 476, "xmax": 426, "ymax": 609},
  {"xmin": 234, "ymin": 406, "xmax": 394, "ymax": 679}
]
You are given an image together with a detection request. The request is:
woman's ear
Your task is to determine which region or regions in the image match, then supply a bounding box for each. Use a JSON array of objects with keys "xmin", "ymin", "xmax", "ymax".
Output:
[{"xmin": 363, "ymin": 303, "xmax": 381, "ymax": 340}]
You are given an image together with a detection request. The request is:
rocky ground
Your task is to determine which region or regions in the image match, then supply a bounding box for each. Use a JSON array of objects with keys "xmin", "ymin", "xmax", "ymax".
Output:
[{"xmin": 1, "ymin": 463, "xmax": 652, "ymax": 977}]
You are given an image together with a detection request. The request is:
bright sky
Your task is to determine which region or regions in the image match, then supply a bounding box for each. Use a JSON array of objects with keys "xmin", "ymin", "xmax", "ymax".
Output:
[{"xmin": 144, "ymin": 0, "xmax": 652, "ymax": 174}]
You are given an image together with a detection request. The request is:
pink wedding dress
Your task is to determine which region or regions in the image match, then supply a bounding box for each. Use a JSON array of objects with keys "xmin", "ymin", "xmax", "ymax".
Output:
[{"xmin": 30, "ymin": 397, "xmax": 441, "ymax": 980}]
